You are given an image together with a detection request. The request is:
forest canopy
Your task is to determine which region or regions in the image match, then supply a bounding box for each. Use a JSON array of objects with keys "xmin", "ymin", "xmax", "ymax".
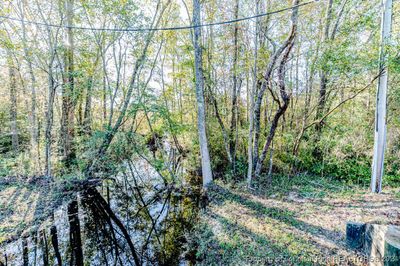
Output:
[{"xmin": 0, "ymin": 0, "xmax": 399, "ymax": 187}]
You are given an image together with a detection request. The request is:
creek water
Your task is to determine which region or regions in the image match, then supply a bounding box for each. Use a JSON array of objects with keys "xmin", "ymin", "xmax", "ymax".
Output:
[{"xmin": 0, "ymin": 157, "xmax": 201, "ymax": 265}]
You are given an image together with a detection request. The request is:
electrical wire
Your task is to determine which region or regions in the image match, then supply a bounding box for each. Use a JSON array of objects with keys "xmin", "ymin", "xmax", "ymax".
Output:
[{"xmin": 0, "ymin": 0, "xmax": 318, "ymax": 32}]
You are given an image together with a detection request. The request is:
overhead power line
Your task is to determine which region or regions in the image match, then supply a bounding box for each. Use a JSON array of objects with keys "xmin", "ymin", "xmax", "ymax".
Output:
[{"xmin": 0, "ymin": 0, "xmax": 318, "ymax": 32}]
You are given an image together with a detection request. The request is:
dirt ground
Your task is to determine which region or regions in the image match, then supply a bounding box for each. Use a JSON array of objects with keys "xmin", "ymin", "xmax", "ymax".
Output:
[{"xmin": 194, "ymin": 180, "xmax": 400, "ymax": 266}]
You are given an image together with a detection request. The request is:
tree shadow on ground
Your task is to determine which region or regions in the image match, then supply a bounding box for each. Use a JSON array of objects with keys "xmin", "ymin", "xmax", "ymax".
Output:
[
  {"xmin": 32, "ymin": 184, "xmax": 64, "ymax": 223},
  {"xmin": 0, "ymin": 182, "xmax": 64, "ymax": 244},
  {"xmin": 1, "ymin": 187, "xmax": 23, "ymax": 214},
  {"xmin": 208, "ymin": 185, "xmax": 349, "ymax": 251},
  {"xmin": 199, "ymin": 211, "xmax": 322, "ymax": 266},
  {"xmin": 0, "ymin": 186, "xmax": 33, "ymax": 220}
]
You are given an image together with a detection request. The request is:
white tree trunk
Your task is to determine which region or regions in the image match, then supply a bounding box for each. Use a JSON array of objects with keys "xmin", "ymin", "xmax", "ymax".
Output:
[
  {"xmin": 371, "ymin": 0, "xmax": 392, "ymax": 193},
  {"xmin": 193, "ymin": 0, "xmax": 213, "ymax": 188}
]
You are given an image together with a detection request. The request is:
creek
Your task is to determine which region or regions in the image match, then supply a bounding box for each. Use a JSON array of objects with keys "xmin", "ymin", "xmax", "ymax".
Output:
[{"xmin": 0, "ymin": 157, "xmax": 201, "ymax": 265}]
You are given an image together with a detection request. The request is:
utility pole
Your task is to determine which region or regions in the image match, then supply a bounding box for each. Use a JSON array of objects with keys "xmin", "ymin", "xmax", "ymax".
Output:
[{"xmin": 371, "ymin": 0, "xmax": 393, "ymax": 193}]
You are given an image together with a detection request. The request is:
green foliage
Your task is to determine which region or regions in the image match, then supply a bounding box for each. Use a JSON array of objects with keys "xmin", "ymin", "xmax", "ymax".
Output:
[
  {"xmin": 0, "ymin": 156, "xmax": 15, "ymax": 177},
  {"xmin": 0, "ymin": 152, "xmax": 32, "ymax": 177},
  {"xmin": 292, "ymin": 135, "xmax": 372, "ymax": 185}
]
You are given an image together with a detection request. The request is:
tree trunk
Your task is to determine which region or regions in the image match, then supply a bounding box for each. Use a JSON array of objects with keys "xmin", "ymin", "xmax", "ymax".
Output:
[
  {"xmin": 21, "ymin": 0, "xmax": 39, "ymax": 170},
  {"xmin": 45, "ymin": 63, "xmax": 56, "ymax": 178},
  {"xmin": 83, "ymin": 53, "xmax": 100, "ymax": 135},
  {"xmin": 84, "ymin": 0, "xmax": 171, "ymax": 178},
  {"xmin": 314, "ymin": 0, "xmax": 333, "ymax": 134},
  {"xmin": 229, "ymin": 0, "xmax": 240, "ymax": 172},
  {"xmin": 252, "ymin": 0, "xmax": 299, "ymax": 178},
  {"xmin": 83, "ymin": 76, "xmax": 93, "ymax": 134},
  {"xmin": 22, "ymin": 237, "xmax": 28, "ymax": 266},
  {"xmin": 209, "ymin": 88, "xmax": 232, "ymax": 163},
  {"xmin": 41, "ymin": 230, "xmax": 49, "ymax": 266},
  {"xmin": 8, "ymin": 53, "xmax": 19, "ymax": 153},
  {"xmin": 247, "ymin": 0, "xmax": 259, "ymax": 187},
  {"xmin": 60, "ymin": 0, "xmax": 76, "ymax": 168},
  {"xmin": 255, "ymin": 99, "xmax": 290, "ymax": 176},
  {"xmin": 193, "ymin": 0, "xmax": 213, "ymax": 188},
  {"xmin": 205, "ymin": 24, "xmax": 232, "ymax": 164}
]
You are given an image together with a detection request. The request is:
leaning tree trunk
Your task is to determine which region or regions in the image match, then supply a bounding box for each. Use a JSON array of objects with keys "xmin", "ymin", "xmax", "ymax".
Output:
[
  {"xmin": 252, "ymin": 0, "xmax": 299, "ymax": 178},
  {"xmin": 84, "ymin": 0, "xmax": 171, "ymax": 179},
  {"xmin": 205, "ymin": 26, "xmax": 232, "ymax": 164},
  {"xmin": 50, "ymin": 226, "xmax": 62, "ymax": 266}
]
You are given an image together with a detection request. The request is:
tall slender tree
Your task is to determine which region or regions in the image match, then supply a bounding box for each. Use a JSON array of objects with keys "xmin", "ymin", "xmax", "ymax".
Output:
[
  {"xmin": 20, "ymin": 0, "xmax": 39, "ymax": 171},
  {"xmin": 230, "ymin": 0, "xmax": 240, "ymax": 173},
  {"xmin": 314, "ymin": 0, "xmax": 333, "ymax": 133},
  {"xmin": 247, "ymin": 0, "xmax": 260, "ymax": 187},
  {"xmin": 8, "ymin": 52, "xmax": 19, "ymax": 153},
  {"xmin": 193, "ymin": 0, "xmax": 213, "ymax": 188},
  {"xmin": 60, "ymin": 0, "xmax": 76, "ymax": 168}
]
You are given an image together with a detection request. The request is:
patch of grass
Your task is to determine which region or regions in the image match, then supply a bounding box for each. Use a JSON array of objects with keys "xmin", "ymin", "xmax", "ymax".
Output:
[
  {"xmin": 189, "ymin": 182, "xmax": 348, "ymax": 265},
  {"xmin": 191, "ymin": 204, "xmax": 320, "ymax": 265},
  {"xmin": 192, "ymin": 176, "xmax": 399, "ymax": 266},
  {"xmin": 210, "ymin": 184, "xmax": 299, "ymax": 224},
  {"xmin": 249, "ymin": 173, "xmax": 368, "ymax": 200}
]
